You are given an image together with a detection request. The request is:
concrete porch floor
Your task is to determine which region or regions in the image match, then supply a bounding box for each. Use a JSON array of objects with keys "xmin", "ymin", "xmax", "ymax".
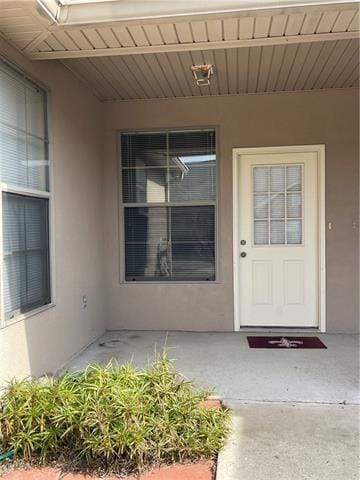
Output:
[
  {"xmin": 60, "ymin": 331, "xmax": 359, "ymax": 480},
  {"xmin": 62, "ymin": 330, "xmax": 359, "ymax": 404}
]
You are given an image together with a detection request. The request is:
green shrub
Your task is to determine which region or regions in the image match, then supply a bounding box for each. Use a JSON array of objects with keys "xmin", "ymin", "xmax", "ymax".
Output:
[{"xmin": 0, "ymin": 357, "xmax": 229, "ymax": 472}]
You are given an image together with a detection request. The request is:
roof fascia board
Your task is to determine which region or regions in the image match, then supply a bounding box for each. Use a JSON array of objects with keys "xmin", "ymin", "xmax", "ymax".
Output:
[{"xmin": 49, "ymin": 3, "xmax": 360, "ymax": 30}]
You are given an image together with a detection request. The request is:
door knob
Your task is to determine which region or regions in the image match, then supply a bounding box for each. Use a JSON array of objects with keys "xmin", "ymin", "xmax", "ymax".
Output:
[{"xmin": 240, "ymin": 252, "xmax": 247, "ymax": 258}]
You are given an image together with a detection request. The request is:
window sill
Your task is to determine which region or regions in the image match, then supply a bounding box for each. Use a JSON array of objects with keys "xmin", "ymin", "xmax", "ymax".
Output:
[{"xmin": 0, "ymin": 303, "xmax": 56, "ymax": 329}]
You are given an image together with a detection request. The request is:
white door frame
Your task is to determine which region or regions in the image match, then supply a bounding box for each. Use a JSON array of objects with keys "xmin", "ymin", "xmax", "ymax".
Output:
[{"xmin": 232, "ymin": 145, "xmax": 326, "ymax": 332}]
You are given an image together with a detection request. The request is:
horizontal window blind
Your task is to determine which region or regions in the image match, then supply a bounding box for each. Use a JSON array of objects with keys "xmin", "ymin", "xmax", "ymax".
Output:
[
  {"xmin": 3, "ymin": 193, "xmax": 50, "ymax": 319},
  {"xmin": 0, "ymin": 58, "xmax": 51, "ymax": 323},
  {"xmin": 0, "ymin": 61, "xmax": 49, "ymax": 191},
  {"xmin": 125, "ymin": 206, "xmax": 215, "ymax": 281},
  {"xmin": 121, "ymin": 129, "xmax": 216, "ymax": 281}
]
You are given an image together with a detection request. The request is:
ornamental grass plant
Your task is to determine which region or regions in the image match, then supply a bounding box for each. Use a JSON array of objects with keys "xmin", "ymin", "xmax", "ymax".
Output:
[{"xmin": 0, "ymin": 357, "xmax": 229, "ymax": 474}]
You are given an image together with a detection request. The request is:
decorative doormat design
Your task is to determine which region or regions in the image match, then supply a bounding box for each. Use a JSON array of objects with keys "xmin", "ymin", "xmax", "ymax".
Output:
[{"xmin": 247, "ymin": 336, "xmax": 327, "ymax": 349}]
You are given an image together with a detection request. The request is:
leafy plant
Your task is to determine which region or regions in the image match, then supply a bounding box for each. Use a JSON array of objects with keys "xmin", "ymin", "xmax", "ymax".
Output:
[{"xmin": 0, "ymin": 357, "xmax": 229, "ymax": 473}]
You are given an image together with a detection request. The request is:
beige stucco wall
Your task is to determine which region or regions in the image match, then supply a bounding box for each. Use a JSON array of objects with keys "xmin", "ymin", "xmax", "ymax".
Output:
[
  {"xmin": 0, "ymin": 40, "xmax": 106, "ymax": 384},
  {"xmin": 0, "ymin": 38, "xmax": 358, "ymax": 387},
  {"xmin": 104, "ymin": 88, "xmax": 359, "ymax": 333}
]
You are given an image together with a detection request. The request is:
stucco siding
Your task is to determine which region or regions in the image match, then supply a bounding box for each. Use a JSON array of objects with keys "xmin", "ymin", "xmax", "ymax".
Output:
[
  {"xmin": 104, "ymin": 89, "xmax": 359, "ymax": 333},
  {"xmin": 0, "ymin": 39, "xmax": 106, "ymax": 384}
]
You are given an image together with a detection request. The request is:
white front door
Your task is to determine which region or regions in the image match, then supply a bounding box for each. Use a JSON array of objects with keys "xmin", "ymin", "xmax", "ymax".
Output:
[{"xmin": 234, "ymin": 147, "xmax": 322, "ymax": 328}]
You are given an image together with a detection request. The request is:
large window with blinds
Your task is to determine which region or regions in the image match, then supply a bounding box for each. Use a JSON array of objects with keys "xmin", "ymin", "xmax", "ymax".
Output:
[
  {"xmin": 0, "ymin": 59, "xmax": 51, "ymax": 323},
  {"xmin": 120, "ymin": 129, "xmax": 216, "ymax": 281}
]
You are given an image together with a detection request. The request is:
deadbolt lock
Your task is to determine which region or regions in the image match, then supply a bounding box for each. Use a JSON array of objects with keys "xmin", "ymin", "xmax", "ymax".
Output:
[{"xmin": 240, "ymin": 240, "xmax": 246, "ymax": 245}]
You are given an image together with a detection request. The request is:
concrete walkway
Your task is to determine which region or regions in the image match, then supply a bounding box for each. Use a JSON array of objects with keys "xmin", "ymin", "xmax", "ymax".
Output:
[{"xmin": 217, "ymin": 402, "xmax": 359, "ymax": 480}]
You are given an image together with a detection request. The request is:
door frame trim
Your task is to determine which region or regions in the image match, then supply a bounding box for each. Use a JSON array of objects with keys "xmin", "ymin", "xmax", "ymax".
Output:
[{"xmin": 232, "ymin": 145, "xmax": 326, "ymax": 332}]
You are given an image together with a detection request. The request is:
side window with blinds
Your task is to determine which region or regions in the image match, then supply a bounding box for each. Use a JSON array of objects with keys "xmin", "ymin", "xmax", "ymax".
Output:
[
  {"xmin": 0, "ymin": 59, "xmax": 51, "ymax": 323},
  {"xmin": 121, "ymin": 129, "xmax": 216, "ymax": 281}
]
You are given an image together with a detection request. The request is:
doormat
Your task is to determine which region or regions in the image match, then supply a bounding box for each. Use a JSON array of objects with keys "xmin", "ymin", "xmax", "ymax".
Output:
[{"xmin": 247, "ymin": 336, "xmax": 327, "ymax": 349}]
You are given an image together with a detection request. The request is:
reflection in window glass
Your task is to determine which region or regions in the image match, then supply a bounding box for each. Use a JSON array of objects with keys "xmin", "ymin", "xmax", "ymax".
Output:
[
  {"xmin": 124, "ymin": 206, "xmax": 215, "ymax": 281},
  {"xmin": 121, "ymin": 132, "xmax": 167, "ymax": 168},
  {"xmin": 169, "ymin": 161, "xmax": 216, "ymax": 202},
  {"xmin": 121, "ymin": 130, "xmax": 216, "ymax": 281},
  {"xmin": 122, "ymin": 168, "xmax": 168, "ymax": 203}
]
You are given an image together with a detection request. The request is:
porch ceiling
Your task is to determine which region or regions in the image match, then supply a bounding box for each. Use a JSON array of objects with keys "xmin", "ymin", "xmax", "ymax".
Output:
[
  {"xmin": 61, "ymin": 40, "xmax": 359, "ymax": 101},
  {"xmin": 0, "ymin": 1, "xmax": 359, "ymax": 101}
]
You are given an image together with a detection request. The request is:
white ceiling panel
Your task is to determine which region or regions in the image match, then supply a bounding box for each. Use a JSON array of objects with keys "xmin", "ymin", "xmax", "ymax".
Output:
[{"xmin": 60, "ymin": 39, "xmax": 359, "ymax": 101}]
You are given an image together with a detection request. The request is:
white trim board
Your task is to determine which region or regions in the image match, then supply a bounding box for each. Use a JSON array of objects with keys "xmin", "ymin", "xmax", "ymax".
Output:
[
  {"xmin": 232, "ymin": 145, "xmax": 326, "ymax": 332},
  {"xmin": 29, "ymin": 31, "xmax": 359, "ymax": 60}
]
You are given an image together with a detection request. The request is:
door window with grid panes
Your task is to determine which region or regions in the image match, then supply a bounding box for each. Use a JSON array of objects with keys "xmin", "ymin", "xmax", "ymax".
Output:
[{"xmin": 253, "ymin": 165, "xmax": 303, "ymax": 246}]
